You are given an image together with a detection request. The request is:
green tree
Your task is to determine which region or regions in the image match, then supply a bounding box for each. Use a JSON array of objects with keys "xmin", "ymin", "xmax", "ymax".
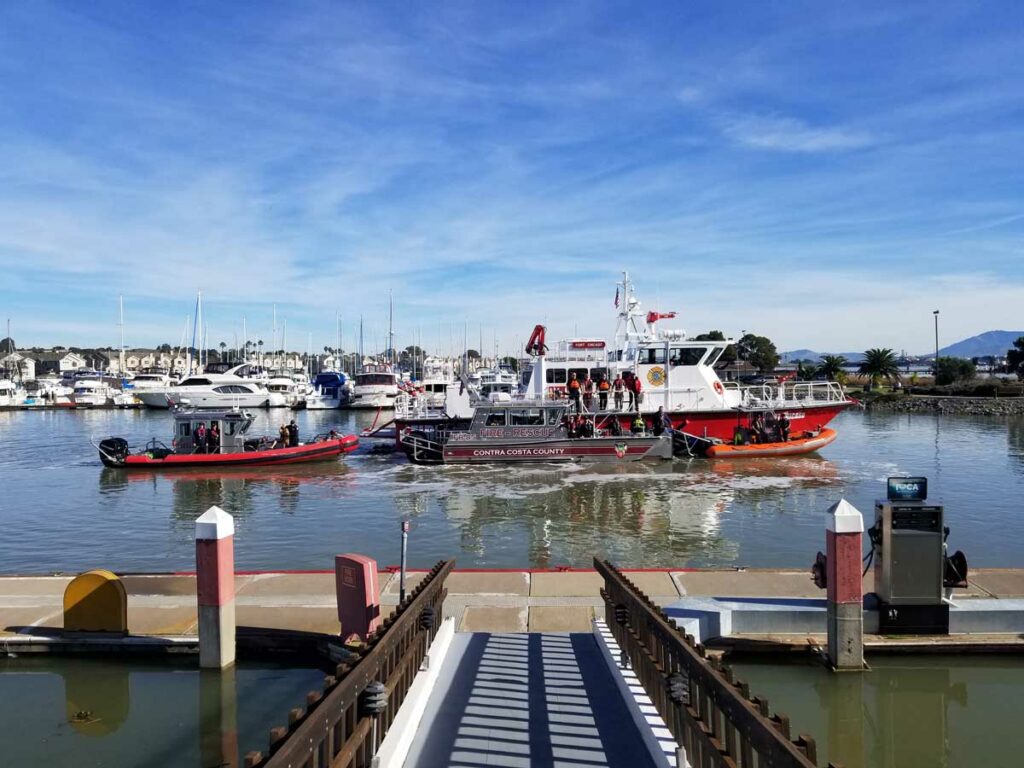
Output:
[
  {"xmin": 796, "ymin": 360, "xmax": 818, "ymax": 379},
  {"xmin": 818, "ymin": 355, "xmax": 847, "ymax": 382},
  {"xmin": 736, "ymin": 333, "xmax": 779, "ymax": 373},
  {"xmin": 934, "ymin": 356, "xmax": 976, "ymax": 386},
  {"xmin": 466, "ymin": 349, "xmax": 481, "ymax": 360},
  {"xmin": 1007, "ymin": 337, "xmax": 1024, "ymax": 380},
  {"xmin": 858, "ymin": 348, "xmax": 900, "ymax": 389},
  {"xmin": 694, "ymin": 330, "xmax": 737, "ymax": 363},
  {"xmin": 500, "ymin": 355, "xmax": 519, "ymax": 372}
]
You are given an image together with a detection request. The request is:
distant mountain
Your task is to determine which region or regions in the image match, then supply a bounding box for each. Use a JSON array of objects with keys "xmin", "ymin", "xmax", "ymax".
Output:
[
  {"xmin": 781, "ymin": 330, "xmax": 1024, "ymax": 364},
  {"xmin": 935, "ymin": 330, "xmax": 1024, "ymax": 359},
  {"xmin": 780, "ymin": 349, "xmax": 865, "ymax": 363}
]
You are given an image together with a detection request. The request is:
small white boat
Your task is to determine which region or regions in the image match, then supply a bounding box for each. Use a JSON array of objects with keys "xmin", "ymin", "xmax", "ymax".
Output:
[
  {"xmin": 303, "ymin": 372, "xmax": 350, "ymax": 410},
  {"xmin": 70, "ymin": 378, "xmax": 117, "ymax": 407},
  {"xmin": 0, "ymin": 379, "xmax": 26, "ymax": 407}
]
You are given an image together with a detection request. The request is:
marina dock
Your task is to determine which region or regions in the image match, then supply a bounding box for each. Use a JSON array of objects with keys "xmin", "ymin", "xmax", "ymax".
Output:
[{"xmin": 5, "ymin": 566, "xmax": 1024, "ymax": 644}]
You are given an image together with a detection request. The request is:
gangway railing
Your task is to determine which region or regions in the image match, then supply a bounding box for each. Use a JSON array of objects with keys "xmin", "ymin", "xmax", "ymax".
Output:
[
  {"xmin": 595, "ymin": 558, "xmax": 841, "ymax": 768},
  {"xmin": 244, "ymin": 559, "xmax": 454, "ymax": 768}
]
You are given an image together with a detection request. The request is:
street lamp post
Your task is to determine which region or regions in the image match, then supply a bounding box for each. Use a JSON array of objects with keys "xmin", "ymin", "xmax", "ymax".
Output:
[{"xmin": 933, "ymin": 310, "xmax": 940, "ymax": 375}]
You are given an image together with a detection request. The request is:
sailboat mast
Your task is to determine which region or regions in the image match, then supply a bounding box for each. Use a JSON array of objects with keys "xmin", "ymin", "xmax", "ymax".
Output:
[
  {"xmin": 388, "ymin": 289, "xmax": 394, "ymax": 366},
  {"xmin": 118, "ymin": 295, "xmax": 125, "ymax": 376}
]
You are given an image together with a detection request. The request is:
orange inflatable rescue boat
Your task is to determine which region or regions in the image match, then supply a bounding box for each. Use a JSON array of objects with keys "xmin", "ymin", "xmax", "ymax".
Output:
[{"xmin": 705, "ymin": 428, "xmax": 837, "ymax": 459}]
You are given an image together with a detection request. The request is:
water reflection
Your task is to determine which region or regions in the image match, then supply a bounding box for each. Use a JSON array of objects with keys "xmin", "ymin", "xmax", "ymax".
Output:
[{"xmin": 733, "ymin": 657, "xmax": 998, "ymax": 768}]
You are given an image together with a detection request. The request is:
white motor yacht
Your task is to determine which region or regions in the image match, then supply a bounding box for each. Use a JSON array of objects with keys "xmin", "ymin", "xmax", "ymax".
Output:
[
  {"xmin": 126, "ymin": 370, "xmax": 173, "ymax": 391},
  {"xmin": 303, "ymin": 372, "xmax": 350, "ymax": 410},
  {"xmin": 349, "ymin": 364, "xmax": 399, "ymax": 409},
  {"xmin": 135, "ymin": 364, "xmax": 271, "ymax": 409}
]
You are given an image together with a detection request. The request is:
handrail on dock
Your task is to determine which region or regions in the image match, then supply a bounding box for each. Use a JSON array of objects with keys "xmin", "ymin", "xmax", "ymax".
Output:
[
  {"xmin": 244, "ymin": 559, "xmax": 454, "ymax": 768},
  {"xmin": 594, "ymin": 558, "xmax": 842, "ymax": 768}
]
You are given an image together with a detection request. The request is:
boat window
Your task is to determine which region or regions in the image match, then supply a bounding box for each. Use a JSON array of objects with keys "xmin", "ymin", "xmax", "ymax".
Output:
[
  {"xmin": 569, "ymin": 368, "xmax": 589, "ymax": 382},
  {"xmin": 180, "ymin": 378, "xmax": 211, "ymax": 386},
  {"xmin": 178, "ymin": 423, "xmax": 191, "ymax": 437},
  {"xmin": 510, "ymin": 409, "xmax": 544, "ymax": 426},
  {"xmin": 589, "ymin": 367, "xmax": 607, "ymax": 381},
  {"xmin": 357, "ymin": 374, "xmax": 395, "ymax": 386},
  {"xmin": 545, "ymin": 369, "xmax": 566, "ymax": 384},
  {"xmin": 641, "ymin": 348, "xmax": 666, "ymax": 365},
  {"xmin": 484, "ymin": 411, "xmax": 507, "ymax": 427},
  {"xmin": 547, "ymin": 409, "xmax": 562, "ymax": 425},
  {"xmin": 705, "ymin": 347, "xmax": 725, "ymax": 367},
  {"xmin": 224, "ymin": 421, "xmax": 239, "ymax": 436},
  {"xmin": 520, "ymin": 370, "xmax": 532, "ymax": 387},
  {"xmin": 672, "ymin": 347, "xmax": 709, "ymax": 366}
]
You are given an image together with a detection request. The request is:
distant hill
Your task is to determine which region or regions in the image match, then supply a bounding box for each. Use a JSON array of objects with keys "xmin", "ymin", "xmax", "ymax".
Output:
[
  {"xmin": 781, "ymin": 330, "xmax": 1024, "ymax": 363},
  {"xmin": 936, "ymin": 330, "xmax": 1024, "ymax": 359}
]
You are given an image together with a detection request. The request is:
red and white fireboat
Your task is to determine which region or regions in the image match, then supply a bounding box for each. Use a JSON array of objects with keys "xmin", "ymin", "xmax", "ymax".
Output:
[{"xmin": 393, "ymin": 273, "xmax": 854, "ymax": 457}]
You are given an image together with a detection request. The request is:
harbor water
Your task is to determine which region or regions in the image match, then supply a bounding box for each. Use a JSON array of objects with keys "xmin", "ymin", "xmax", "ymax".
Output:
[
  {"xmin": 1, "ymin": 407, "xmax": 1023, "ymax": 573},
  {"xmin": 730, "ymin": 655, "xmax": 1024, "ymax": 767},
  {"xmin": 0, "ymin": 656, "xmax": 325, "ymax": 767}
]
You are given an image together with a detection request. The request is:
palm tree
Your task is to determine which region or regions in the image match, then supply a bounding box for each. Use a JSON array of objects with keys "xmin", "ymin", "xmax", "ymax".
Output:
[
  {"xmin": 858, "ymin": 348, "xmax": 900, "ymax": 389},
  {"xmin": 818, "ymin": 355, "xmax": 847, "ymax": 382}
]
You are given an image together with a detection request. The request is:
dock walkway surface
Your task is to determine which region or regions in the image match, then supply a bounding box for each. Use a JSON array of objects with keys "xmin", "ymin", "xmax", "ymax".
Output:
[
  {"xmin": 3, "ymin": 567, "xmax": 1024, "ymax": 637},
  {"xmin": 403, "ymin": 632, "xmax": 657, "ymax": 768}
]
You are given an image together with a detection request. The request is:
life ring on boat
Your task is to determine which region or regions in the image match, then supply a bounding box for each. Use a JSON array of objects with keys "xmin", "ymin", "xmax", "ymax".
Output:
[{"xmin": 713, "ymin": 381, "xmax": 724, "ymax": 395}]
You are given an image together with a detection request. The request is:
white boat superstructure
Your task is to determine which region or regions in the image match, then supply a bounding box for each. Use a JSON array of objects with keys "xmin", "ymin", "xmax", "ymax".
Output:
[
  {"xmin": 135, "ymin": 364, "xmax": 271, "ymax": 409},
  {"xmin": 70, "ymin": 378, "xmax": 118, "ymax": 407},
  {"xmin": 126, "ymin": 370, "xmax": 173, "ymax": 391},
  {"xmin": 304, "ymin": 372, "xmax": 350, "ymax": 410},
  {"xmin": 0, "ymin": 379, "xmax": 26, "ymax": 407},
  {"xmin": 350, "ymin": 364, "xmax": 399, "ymax": 409}
]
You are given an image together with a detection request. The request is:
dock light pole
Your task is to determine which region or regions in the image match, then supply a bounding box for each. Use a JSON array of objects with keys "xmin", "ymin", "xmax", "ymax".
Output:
[
  {"xmin": 399, "ymin": 520, "xmax": 410, "ymax": 602},
  {"xmin": 933, "ymin": 310, "xmax": 940, "ymax": 375}
]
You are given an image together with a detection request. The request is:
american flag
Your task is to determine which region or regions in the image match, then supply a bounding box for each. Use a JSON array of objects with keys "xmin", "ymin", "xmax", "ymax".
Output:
[{"xmin": 614, "ymin": 287, "xmax": 619, "ymax": 308}]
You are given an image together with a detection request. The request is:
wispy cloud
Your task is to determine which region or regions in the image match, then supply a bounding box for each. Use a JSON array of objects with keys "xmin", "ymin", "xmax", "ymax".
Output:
[{"xmin": 0, "ymin": 1, "xmax": 1021, "ymax": 355}]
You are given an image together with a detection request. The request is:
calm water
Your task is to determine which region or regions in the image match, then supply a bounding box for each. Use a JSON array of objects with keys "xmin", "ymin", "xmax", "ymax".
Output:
[
  {"xmin": 0, "ymin": 656, "xmax": 324, "ymax": 767},
  {"xmin": 1, "ymin": 407, "xmax": 1023, "ymax": 572},
  {"xmin": 730, "ymin": 656, "xmax": 1024, "ymax": 768}
]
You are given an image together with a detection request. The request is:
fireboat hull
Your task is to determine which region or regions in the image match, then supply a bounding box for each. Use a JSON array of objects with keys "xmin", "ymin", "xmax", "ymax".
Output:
[{"xmin": 101, "ymin": 437, "xmax": 358, "ymax": 469}]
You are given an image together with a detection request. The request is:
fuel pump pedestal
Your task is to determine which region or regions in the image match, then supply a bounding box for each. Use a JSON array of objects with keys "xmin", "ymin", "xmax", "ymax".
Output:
[{"xmin": 873, "ymin": 477, "xmax": 949, "ymax": 635}]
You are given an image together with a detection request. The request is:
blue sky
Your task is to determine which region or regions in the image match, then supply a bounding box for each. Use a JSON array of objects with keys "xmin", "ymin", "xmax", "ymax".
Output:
[{"xmin": 1, "ymin": 1, "xmax": 1022, "ymax": 355}]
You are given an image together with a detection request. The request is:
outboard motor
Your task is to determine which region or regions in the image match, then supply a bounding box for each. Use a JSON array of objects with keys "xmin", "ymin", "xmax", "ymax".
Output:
[{"xmin": 99, "ymin": 437, "xmax": 130, "ymax": 467}]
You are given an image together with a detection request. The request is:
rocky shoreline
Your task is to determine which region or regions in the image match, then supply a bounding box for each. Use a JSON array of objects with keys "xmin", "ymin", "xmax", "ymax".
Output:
[{"xmin": 864, "ymin": 395, "xmax": 1024, "ymax": 415}]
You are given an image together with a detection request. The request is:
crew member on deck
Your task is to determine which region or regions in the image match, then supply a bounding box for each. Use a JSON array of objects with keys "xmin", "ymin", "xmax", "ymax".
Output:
[
  {"xmin": 653, "ymin": 407, "xmax": 672, "ymax": 436},
  {"xmin": 779, "ymin": 414, "xmax": 791, "ymax": 442},
  {"xmin": 631, "ymin": 414, "xmax": 646, "ymax": 434},
  {"xmin": 287, "ymin": 419, "xmax": 299, "ymax": 447},
  {"xmin": 207, "ymin": 423, "xmax": 220, "ymax": 454},
  {"xmin": 567, "ymin": 372, "xmax": 582, "ymax": 412},
  {"xmin": 193, "ymin": 422, "xmax": 207, "ymax": 454},
  {"xmin": 583, "ymin": 375, "xmax": 594, "ymax": 410},
  {"xmin": 632, "ymin": 374, "xmax": 643, "ymax": 412},
  {"xmin": 612, "ymin": 374, "xmax": 625, "ymax": 410},
  {"xmin": 278, "ymin": 424, "xmax": 290, "ymax": 449},
  {"xmin": 598, "ymin": 375, "xmax": 610, "ymax": 410}
]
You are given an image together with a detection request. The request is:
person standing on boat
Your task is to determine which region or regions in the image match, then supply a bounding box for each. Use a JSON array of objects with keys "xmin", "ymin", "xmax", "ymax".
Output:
[
  {"xmin": 193, "ymin": 422, "xmax": 207, "ymax": 454},
  {"xmin": 207, "ymin": 422, "xmax": 221, "ymax": 454},
  {"xmin": 612, "ymin": 374, "xmax": 625, "ymax": 410},
  {"xmin": 598, "ymin": 375, "xmax": 610, "ymax": 410},
  {"xmin": 567, "ymin": 372, "xmax": 582, "ymax": 412},
  {"xmin": 778, "ymin": 414, "xmax": 791, "ymax": 442},
  {"xmin": 278, "ymin": 423, "xmax": 290, "ymax": 449},
  {"xmin": 287, "ymin": 419, "xmax": 299, "ymax": 447},
  {"xmin": 631, "ymin": 374, "xmax": 643, "ymax": 412},
  {"xmin": 582, "ymin": 375, "xmax": 594, "ymax": 411},
  {"xmin": 653, "ymin": 407, "xmax": 673, "ymax": 437}
]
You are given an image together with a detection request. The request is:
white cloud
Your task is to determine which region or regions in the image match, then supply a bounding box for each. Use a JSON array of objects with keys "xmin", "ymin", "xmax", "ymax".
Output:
[{"xmin": 720, "ymin": 114, "xmax": 875, "ymax": 153}]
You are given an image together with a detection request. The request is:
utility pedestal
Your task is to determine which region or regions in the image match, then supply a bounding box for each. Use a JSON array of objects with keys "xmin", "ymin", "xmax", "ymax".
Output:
[
  {"xmin": 826, "ymin": 498, "xmax": 864, "ymax": 671},
  {"xmin": 196, "ymin": 506, "xmax": 236, "ymax": 669}
]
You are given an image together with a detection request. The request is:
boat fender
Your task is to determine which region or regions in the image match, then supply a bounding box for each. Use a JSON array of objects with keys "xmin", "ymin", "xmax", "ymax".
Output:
[
  {"xmin": 713, "ymin": 381, "xmax": 724, "ymax": 395},
  {"xmin": 811, "ymin": 551, "xmax": 827, "ymax": 589}
]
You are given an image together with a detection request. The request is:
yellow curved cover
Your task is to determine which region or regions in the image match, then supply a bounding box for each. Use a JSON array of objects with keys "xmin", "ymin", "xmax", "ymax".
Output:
[{"xmin": 63, "ymin": 569, "xmax": 127, "ymax": 633}]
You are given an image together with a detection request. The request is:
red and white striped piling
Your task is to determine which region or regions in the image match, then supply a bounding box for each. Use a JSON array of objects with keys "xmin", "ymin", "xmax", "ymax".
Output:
[
  {"xmin": 196, "ymin": 506, "xmax": 236, "ymax": 669},
  {"xmin": 826, "ymin": 498, "xmax": 864, "ymax": 670}
]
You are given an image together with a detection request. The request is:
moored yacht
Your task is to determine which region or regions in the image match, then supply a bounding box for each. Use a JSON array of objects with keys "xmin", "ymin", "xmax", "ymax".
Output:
[
  {"xmin": 135, "ymin": 364, "xmax": 271, "ymax": 409},
  {"xmin": 0, "ymin": 379, "xmax": 26, "ymax": 407},
  {"xmin": 349, "ymin": 364, "xmax": 399, "ymax": 409},
  {"xmin": 70, "ymin": 378, "xmax": 118, "ymax": 407},
  {"xmin": 303, "ymin": 371, "xmax": 350, "ymax": 410}
]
